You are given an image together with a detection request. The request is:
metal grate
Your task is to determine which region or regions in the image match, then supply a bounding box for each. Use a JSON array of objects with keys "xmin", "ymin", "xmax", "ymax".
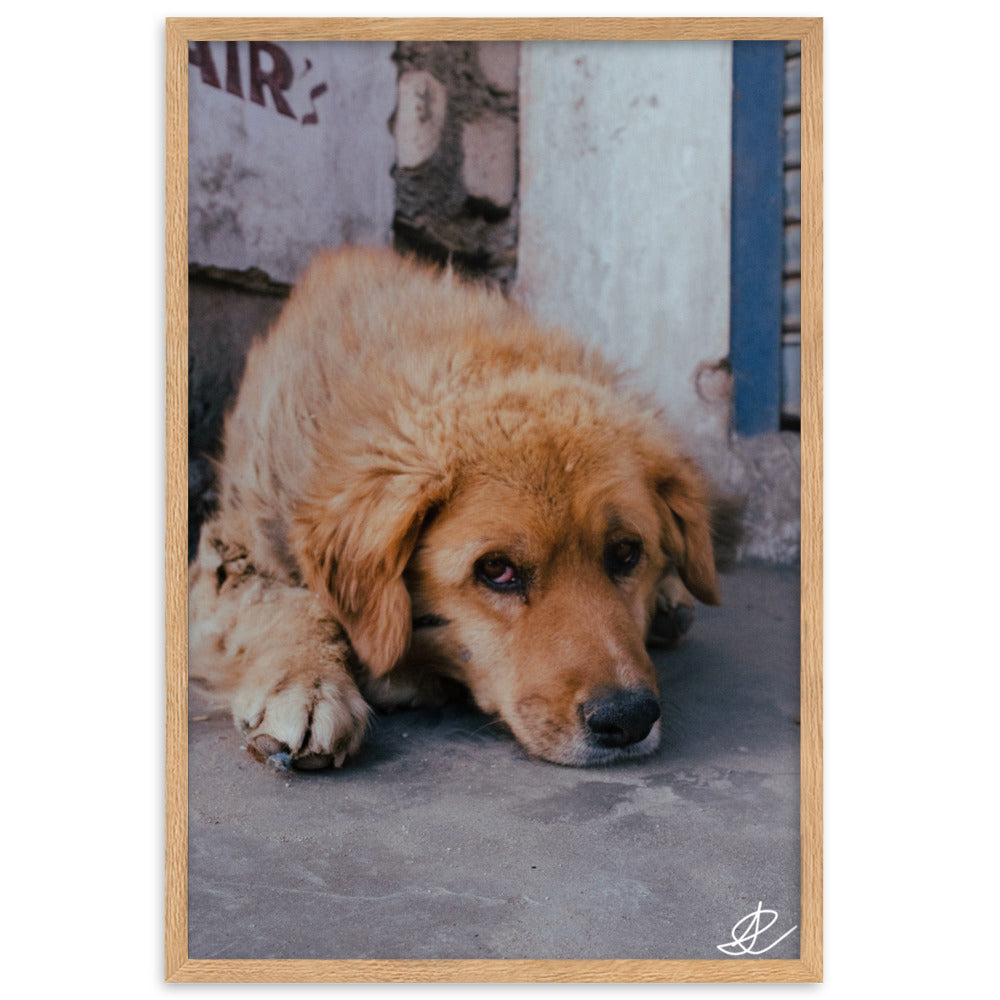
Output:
[{"xmin": 781, "ymin": 41, "xmax": 802, "ymax": 429}]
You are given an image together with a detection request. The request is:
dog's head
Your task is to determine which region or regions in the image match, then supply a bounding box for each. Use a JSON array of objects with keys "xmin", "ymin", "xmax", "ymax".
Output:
[{"xmin": 292, "ymin": 378, "xmax": 718, "ymax": 766}]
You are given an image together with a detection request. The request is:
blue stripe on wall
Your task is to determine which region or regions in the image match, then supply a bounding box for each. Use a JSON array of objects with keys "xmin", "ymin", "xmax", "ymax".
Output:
[{"xmin": 730, "ymin": 41, "xmax": 786, "ymax": 436}]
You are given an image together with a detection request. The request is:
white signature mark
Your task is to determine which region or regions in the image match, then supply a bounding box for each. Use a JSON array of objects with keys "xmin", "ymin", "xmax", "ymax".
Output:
[{"xmin": 717, "ymin": 901, "xmax": 798, "ymax": 956}]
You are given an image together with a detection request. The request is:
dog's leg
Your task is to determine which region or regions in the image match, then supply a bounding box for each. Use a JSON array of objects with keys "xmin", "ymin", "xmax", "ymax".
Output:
[
  {"xmin": 189, "ymin": 530, "xmax": 370, "ymax": 769},
  {"xmin": 647, "ymin": 489, "xmax": 741, "ymax": 648},
  {"xmin": 647, "ymin": 571, "xmax": 696, "ymax": 648}
]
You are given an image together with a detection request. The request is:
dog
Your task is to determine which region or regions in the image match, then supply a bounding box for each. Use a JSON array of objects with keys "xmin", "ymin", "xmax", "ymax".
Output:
[{"xmin": 188, "ymin": 247, "xmax": 720, "ymax": 769}]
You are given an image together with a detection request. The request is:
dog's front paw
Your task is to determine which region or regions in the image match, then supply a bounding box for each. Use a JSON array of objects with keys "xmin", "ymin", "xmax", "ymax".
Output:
[
  {"xmin": 233, "ymin": 674, "xmax": 370, "ymax": 770},
  {"xmin": 648, "ymin": 574, "xmax": 696, "ymax": 648}
]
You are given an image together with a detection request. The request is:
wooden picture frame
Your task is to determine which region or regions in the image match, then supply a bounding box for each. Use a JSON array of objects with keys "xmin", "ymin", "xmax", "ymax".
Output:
[{"xmin": 166, "ymin": 16, "xmax": 822, "ymax": 983}]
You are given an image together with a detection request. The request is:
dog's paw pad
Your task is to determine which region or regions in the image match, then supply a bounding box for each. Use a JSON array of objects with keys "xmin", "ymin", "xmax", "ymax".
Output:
[
  {"xmin": 249, "ymin": 743, "xmax": 342, "ymax": 772},
  {"xmin": 293, "ymin": 751, "xmax": 345, "ymax": 770}
]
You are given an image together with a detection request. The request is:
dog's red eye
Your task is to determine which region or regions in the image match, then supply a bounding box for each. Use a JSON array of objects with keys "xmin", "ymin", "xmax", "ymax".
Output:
[
  {"xmin": 476, "ymin": 554, "xmax": 522, "ymax": 592},
  {"xmin": 606, "ymin": 538, "xmax": 642, "ymax": 578}
]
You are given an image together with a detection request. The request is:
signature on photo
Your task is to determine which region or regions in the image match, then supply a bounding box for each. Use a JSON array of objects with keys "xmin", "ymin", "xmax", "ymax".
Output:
[{"xmin": 717, "ymin": 901, "xmax": 798, "ymax": 956}]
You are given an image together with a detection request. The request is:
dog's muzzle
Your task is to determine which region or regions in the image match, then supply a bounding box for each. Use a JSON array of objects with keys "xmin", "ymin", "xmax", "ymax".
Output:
[{"xmin": 580, "ymin": 689, "xmax": 661, "ymax": 749}]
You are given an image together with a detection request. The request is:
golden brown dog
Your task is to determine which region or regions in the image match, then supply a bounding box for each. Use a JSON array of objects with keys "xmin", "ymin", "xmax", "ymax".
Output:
[{"xmin": 189, "ymin": 247, "xmax": 719, "ymax": 768}]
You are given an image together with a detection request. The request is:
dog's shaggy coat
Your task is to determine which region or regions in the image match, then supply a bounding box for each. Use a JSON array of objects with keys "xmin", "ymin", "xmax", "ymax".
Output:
[{"xmin": 189, "ymin": 248, "xmax": 719, "ymax": 768}]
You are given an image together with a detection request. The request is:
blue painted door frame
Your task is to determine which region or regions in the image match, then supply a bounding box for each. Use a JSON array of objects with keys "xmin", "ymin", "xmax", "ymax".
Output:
[{"xmin": 730, "ymin": 41, "xmax": 786, "ymax": 436}]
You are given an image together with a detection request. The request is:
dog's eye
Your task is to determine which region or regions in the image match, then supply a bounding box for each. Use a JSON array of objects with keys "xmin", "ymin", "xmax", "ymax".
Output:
[
  {"xmin": 606, "ymin": 538, "xmax": 643, "ymax": 578},
  {"xmin": 475, "ymin": 554, "xmax": 522, "ymax": 593}
]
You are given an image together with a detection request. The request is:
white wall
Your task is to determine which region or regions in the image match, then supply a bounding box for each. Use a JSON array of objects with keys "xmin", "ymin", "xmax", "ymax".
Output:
[
  {"xmin": 516, "ymin": 41, "xmax": 733, "ymax": 446},
  {"xmin": 188, "ymin": 40, "xmax": 396, "ymax": 284}
]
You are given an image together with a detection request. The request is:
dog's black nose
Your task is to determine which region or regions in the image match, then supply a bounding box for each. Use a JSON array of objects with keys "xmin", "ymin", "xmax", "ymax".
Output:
[{"xmin": 581, "ymin": 689, "xmax": 661, "ymax": 748}]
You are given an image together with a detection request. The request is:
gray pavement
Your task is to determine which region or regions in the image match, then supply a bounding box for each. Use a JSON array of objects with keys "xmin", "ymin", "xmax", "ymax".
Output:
[{"xmin": 187, "ymin": 562, "xmax": 801, "ymax": 961}]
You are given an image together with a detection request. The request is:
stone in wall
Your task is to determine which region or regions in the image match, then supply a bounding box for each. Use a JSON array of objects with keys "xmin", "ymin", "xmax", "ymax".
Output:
[{"xmin": 390, "ymin": 42, "xmax": 519, "ymax": 287}]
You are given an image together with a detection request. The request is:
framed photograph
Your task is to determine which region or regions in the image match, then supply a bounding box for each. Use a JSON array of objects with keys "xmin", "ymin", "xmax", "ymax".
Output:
[{"xmin": 166, "ymin": 16, "xmax": 822, "ymax": 983}]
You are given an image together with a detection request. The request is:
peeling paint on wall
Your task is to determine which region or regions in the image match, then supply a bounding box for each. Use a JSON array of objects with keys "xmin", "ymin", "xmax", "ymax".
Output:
[{"xmin": 188, "ymin": 40, "xmax": 397, "ymax": 283}]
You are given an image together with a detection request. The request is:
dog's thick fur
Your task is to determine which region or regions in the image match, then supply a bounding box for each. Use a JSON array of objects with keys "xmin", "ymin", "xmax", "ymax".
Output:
[{"xmin": 189, "ymin": 248, "xmax": 719, "ymax": 768}]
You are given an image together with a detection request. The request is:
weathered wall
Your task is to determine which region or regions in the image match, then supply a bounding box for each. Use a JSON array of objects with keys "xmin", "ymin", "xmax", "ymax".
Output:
[
  {"xmin": 188, "ymin": 40, "xmax": 397, "ymax": 283},
  {"xmin": 516, "ymin": 41, "xmax": 734, "ymax": 449}
]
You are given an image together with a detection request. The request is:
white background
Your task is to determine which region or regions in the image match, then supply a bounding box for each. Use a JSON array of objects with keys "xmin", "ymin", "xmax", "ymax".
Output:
[{"xmin": 3, "ymin": 2, "xmax": 998, "ymax": 994}]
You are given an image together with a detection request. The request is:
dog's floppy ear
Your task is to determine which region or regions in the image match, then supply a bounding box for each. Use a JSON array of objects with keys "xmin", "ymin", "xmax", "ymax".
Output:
[
  {"xmin": 650, "ymin": 452, "xmax": 721, "ymax": 606},
  {"xmin": 291, "ymin": 467, "xmax": 451, "ymax": 677}
]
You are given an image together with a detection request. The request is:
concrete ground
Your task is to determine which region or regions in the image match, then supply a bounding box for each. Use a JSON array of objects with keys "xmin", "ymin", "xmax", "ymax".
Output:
[{"xmin": 187, "ymin": 562, "xmax": 801, "ymax": 961}]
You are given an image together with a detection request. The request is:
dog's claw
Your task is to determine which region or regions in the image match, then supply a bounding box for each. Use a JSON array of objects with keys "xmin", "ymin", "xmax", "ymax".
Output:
[{"xmin": 245, "ymin": 734, "xmax": 287, "ymax": 761}]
